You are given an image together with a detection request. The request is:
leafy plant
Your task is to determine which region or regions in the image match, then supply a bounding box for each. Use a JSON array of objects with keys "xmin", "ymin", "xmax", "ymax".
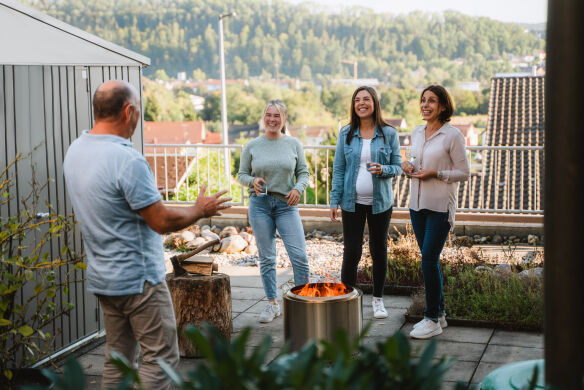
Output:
[
  {"xmin": 408, "ymin": 269, "xmax": 543, "ymax": 330},
  {"xmin": 34, "ymin": 322, "xmax": 466, "ymax": 390},
  {"xmin": 1, "ymin": 155, "xmax": 85, "ymax": 383}
]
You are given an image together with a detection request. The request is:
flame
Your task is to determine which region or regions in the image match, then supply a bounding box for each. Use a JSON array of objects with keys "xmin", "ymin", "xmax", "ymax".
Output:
[{"xmin": 294, "ymin": 282, "xmax": 351, "ymax": 297}]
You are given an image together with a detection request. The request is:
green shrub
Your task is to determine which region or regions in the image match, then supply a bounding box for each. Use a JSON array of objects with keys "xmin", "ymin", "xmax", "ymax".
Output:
[
  {"xmin": 1, "ymin": 155, "xmax": 85, "ymax": 382},
  {"xmin": 33, "ymin": 323, "xmax": 466, "ymax": 390},
  {"xmin": 408, "ymin": 270, "xmax": 544, "ymax": 330}
]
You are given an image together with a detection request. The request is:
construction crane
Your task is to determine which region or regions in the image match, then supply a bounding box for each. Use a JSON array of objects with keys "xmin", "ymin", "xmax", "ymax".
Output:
[{"xmin": 341, "ymin": 59, "xmax": 358, "ymax": 80}]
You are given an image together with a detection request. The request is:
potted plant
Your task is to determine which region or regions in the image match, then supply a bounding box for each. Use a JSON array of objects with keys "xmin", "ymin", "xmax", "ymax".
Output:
[{"xmin": 0, "ymin": 155, "xmax": 85, "ymax": 388}]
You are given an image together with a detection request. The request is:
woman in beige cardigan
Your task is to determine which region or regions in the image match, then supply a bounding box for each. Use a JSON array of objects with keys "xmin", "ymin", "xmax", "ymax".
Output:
[{"xmin": 402, "ymin": 84, "xmax": 470, "ymax": 339}]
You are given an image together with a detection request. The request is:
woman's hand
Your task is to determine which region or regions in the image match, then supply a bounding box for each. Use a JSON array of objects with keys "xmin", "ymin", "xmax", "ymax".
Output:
[
  {"xmin": 330, "ymin": 207, "xmax": 340, "ymax": 222},
  {"xmin": 402, "ymin": 161, "xmax": 414, "ymax": 175},
  {"xmin": 285, "ymin": 189, "xmax": 301, "ymax": 206},
  {"xmin": 253, "ymin": 177, "xmax": 266, "ymax": 195},
  {"xmin": 408, "ymin": 169, "xmax": 438, "ymax": 181},
  {"xmin": 367, "ymin": 162, "xmax": 382, "ymax": 175}
]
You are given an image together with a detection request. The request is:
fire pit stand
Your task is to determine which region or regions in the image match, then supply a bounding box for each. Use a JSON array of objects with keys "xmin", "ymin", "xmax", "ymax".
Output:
[{"xmin": 283, "ymin": 283, "xmax": 363, "ymax": 351}]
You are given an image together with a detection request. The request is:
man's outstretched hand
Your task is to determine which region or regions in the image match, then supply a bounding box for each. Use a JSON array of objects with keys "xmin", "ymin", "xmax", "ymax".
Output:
[{"xmin": 195, "ymin": 185, "xmax": 232, "ymax": 218}]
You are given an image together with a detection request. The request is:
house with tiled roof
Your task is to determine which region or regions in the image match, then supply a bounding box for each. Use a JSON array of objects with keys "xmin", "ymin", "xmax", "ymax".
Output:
[
  {"xmin": 468, "ymin": 75, "xmax": 544, "ymax": 212},
  {"xmin": 143, "ymin": 121, "xmax": 221, "ymax": 194}
]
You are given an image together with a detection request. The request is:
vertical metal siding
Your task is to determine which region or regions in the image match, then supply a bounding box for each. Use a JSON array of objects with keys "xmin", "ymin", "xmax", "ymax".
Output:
[{"xmin": 1, "ymin": 64, "xmax": 146, "ymax": 362}]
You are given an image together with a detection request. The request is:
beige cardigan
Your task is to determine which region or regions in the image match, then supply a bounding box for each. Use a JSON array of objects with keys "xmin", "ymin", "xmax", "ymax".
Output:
[{"xmin": 408, "ymin": 123, "xmax": 470, "ymax": 229}]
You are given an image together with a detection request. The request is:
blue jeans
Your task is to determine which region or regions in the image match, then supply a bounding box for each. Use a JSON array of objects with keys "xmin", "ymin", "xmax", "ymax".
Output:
[
  {"xmin": 409, "ymin": 208, "xmax": 450, "ymax": 321},
  {"xmin": 249, "ymin": 194, "xmax": 310, "ymax": 300}
]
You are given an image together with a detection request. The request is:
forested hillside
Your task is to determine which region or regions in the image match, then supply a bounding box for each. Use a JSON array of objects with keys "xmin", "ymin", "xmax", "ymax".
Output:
[{"xmin": 23, "ymin": 0, "xmax": 544, "ymax": 86}]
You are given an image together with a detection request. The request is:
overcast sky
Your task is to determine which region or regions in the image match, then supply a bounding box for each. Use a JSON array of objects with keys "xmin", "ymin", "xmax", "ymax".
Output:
[{"xmin": 286, "ymin": 0, "xmax": 547, "ymax": 24}]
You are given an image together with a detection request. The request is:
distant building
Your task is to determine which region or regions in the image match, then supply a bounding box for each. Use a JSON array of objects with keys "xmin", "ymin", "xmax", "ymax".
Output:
[
  {"xmin": 457, "ymin": 81, "xmax": 481, "ymax": 92},
  {"xmin": 451, "ymin": 123, "xmax": 479, "ymax": 146},
  {"xmin": 228, "ymin": 124, "xmax": 260, "ymax": 143},
  {"xmin": 331, "ymin": 78, "xmax": 380, "ymax": 87},
  {"xmin": 386, "ymin": 118, "xmax": 407, "ymax": 129},
  {"xmin": 189, "ymin": 95, "xmax": 205, "ymax": 111},
  {"xmin": 143, "ymin": 121, "xmax": 219, "ymax": 151},
  {"xmin": 288, "ymin": 126, "xmax": 334, "ymax": 145},
  {"xmin": 143, "ymin": 121, "xmax": 221, "ymax": 193},
  {"xmin": 177, "ymin": 71, "xmax": 187, "ymax": 81}
]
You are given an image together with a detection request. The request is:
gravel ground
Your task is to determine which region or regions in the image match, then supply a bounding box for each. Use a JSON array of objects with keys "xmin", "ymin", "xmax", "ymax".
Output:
[{"xmin": 208, "ymin": 238, "xmax": 350, "ymax": 281}]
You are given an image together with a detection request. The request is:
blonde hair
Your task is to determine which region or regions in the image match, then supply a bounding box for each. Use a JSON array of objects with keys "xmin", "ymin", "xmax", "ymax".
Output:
[{"xmin": 263, "ymin": 99, "xmax": 288, "ymax": 134}]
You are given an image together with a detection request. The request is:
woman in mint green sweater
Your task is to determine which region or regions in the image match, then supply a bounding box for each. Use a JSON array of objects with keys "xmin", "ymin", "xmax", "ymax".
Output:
[{"xmin": 238, "ymin": 100, "xmax": 311, "ymax": 323}]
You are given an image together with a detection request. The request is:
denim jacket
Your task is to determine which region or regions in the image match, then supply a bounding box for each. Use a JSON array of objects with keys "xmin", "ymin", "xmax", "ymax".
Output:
[{"xmin": 330, "ymin": 125, "xmax": 402, "ymax": 214}]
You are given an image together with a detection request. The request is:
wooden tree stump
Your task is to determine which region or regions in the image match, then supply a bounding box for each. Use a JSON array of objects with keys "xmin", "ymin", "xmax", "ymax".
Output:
[{"xmin": 166, "ymin": 272, "xmax": 232, "ymax": 357}]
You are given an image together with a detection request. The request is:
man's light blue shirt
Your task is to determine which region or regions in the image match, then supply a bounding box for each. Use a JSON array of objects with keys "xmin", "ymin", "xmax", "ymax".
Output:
[{"xmin": 63, "ymin": 131, "xmax": 164, "ymax": 296}]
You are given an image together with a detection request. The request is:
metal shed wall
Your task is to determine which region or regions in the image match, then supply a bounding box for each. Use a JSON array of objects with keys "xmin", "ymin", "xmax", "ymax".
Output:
[{"xmin": 1, "ymin": 63, "xmax": 144, "ymax": 359}]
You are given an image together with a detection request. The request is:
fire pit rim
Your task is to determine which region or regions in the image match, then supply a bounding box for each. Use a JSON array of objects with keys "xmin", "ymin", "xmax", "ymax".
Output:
[{"xmin": 286, "ymin": 283, "xmax": 360, "ymax": 303}]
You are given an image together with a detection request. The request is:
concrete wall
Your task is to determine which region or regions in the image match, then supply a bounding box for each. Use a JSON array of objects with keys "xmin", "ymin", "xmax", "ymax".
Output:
[{"xmin": 170, "ymin": 205, "xmax": 544, "ymax": 238}]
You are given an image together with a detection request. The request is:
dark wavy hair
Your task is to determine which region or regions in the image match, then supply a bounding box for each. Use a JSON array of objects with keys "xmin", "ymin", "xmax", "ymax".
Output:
[
  {"xmin": 420, "ymin": 84, "xmax": 454, "ymax": 123},
  {"xmin": 346, "ymin": 86, "xmax": 387, "ymax": 144}
]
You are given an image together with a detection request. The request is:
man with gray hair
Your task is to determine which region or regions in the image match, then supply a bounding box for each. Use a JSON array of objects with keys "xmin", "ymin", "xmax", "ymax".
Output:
[{"xmin": 64, "ymin": 80, "xmax": 231, "ymax": 389}]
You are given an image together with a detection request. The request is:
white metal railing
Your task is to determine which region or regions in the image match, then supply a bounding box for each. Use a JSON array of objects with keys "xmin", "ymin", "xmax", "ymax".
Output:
[{"xmin": 144, "ymin": 143, "xmax": 544, "ymax": 214}]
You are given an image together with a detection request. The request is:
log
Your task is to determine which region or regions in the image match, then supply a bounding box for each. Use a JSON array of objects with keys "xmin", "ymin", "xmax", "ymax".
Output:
[{"xmin": 166, "ymin": 272, "xmax": 232, "ymax": 357}]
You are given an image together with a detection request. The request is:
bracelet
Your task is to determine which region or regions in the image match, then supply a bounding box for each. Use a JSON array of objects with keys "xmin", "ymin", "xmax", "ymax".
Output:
[{"xmin": 437, "ymin": 170, "xmax": 444, "ymax": 180}]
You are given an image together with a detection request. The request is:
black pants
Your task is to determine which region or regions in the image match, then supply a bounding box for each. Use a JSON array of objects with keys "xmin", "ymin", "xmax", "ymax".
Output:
[{"xmin": 341, "ymin": 204, "xmax": 392, "ymax": 298}]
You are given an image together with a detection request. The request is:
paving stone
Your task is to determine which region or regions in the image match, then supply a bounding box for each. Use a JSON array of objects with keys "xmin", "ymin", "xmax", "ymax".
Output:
[
  {"xmin": 242, "ymin": 300, "xmax": 271, "ymax": 314},
  {"xmin": 471, "ymin": 361, "xmax": 511, "ymax": 385},
  {"xmin": 409, "ymin": 339, "xmax": 486, "ymax": 362},
  {"xmin": 75, "ymin": 353, "xmax": 105, "ymax": 376},
  {"xmin": 382, "ymin": 295, "xmax": 413, "ymax": 309},
  {"xmin": 441, "ymin": 381, "xmax": 478, "ymax": 390},
  {"xmin": 438, "ymin": 326, "xmax": 494, "ymax": 344},
  {"xmin": 84, "ymin": 375, "xmax": 101, "ymax": 390},
  {"xmin": 489, "ymin": 329, "xmax": 543, "ymax": 348},
  {"xmin": 230, "ymin": 286, "xmax": 266, "ymax": 300},
  {"xmin": 436, "ymin": 359, "xmax": 477, "ymax": 383},
  {"xmin": 232, "ymin": 298, "xmax": 261, "ymax": 313},
  {"xmin": 480, "ymin": 344, "xmax": 544, "ymax": 364},
  {"xmin": 362, "ymin": 310, "xmax": 405, "ymax": 338}
]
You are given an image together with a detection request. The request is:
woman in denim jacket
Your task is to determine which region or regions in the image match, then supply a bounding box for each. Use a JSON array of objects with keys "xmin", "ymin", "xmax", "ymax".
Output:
[{"xmin": 330, "ymin": 86, "xmax": 402, "ymax": 319}]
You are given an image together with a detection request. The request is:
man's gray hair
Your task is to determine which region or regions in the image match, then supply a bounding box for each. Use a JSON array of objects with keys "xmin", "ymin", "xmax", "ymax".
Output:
[{"xmin": 93, "ymin": 80, "xmax": 139, "ymax": 120}]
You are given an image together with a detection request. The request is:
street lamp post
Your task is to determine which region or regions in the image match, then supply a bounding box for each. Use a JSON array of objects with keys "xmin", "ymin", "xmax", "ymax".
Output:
[{"xmin": 219, "ymin": 12, "xmax": 236, "ymax": 188}]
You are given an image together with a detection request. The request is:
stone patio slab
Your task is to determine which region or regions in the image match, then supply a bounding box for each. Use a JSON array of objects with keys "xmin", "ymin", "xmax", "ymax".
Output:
[
  {"xmin": 471, "ymin": 361, "xmax": 510, "ymax": 385},
  {"xmin": 232, "ymin": 298, "xmax": 262, "ymax": 313},
  {"xmin": 480, "ymin": 344, "xmax": 544, "ymax": 364},
  {"xmin": 438, "ymin": 326, "xmax": 494, "ymax": 344},
  {"xmin": 230, "ymin": 286, "xmax": 267, "ymax": 300},
  {"xmin": 489, "ymin": 329, "xmax": 543, "ymax": 348},
  {"xmin": 408, "ymin": 339, "xmax": 486, "ymax": 362}
]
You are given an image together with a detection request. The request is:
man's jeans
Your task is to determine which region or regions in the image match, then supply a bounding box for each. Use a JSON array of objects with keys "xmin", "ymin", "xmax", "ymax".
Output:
[
  {"xmin": 97, "ymin": 281, "xmax": 179, "ymax": 390},
  {"xmin": 409, "ymin": 208, "xmax": 450, "ymax": 321},
  {"xmin": 249, "ymin": 194, "xmax": 310, "ymax": 299}
]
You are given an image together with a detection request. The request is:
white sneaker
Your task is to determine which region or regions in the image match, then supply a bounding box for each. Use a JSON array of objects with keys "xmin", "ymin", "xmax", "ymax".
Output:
[
  {"xmin": 410, "ymin": 318, "xmax": 442, "ymax": 339},
  {"xmin": 413, "ymin": 315, "xmax": 447, "ymax": 329},
  {"xmin": 372, "ymin": 297, "xmax": 388, "ymax": 319},
  {"xmin": 259, "ymin": 302, "xmax": 281, "ymax": 323}
]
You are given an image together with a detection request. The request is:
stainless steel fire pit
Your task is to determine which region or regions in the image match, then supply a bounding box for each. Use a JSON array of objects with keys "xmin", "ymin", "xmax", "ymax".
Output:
[{"xmin": 283, "ymin": 283, "xmax": 363, "ymax": 351}]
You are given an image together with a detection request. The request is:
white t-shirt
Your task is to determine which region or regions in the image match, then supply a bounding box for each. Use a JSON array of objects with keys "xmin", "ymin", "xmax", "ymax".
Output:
[{"xmin": 355, "ymin": 138, "xmax": 373, "ymax": 205}]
